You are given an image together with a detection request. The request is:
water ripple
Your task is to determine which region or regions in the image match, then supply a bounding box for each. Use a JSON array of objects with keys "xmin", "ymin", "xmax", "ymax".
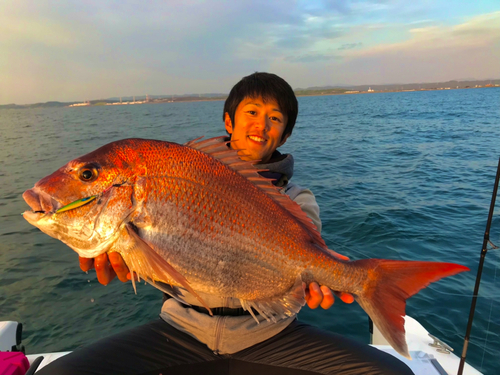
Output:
[{"xmin": 1, "ymin": 88, "xmax": 499, "ymax": 374}]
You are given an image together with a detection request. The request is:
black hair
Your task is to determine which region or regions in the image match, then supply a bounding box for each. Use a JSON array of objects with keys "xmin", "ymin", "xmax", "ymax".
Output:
[{"xmin": 223, "ymin": 72, "xmax": 298, "ymax": 141}]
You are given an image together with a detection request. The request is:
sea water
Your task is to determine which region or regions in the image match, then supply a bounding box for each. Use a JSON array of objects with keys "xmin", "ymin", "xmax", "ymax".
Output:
[{"xmin": 1, "ymin": 88, "xmax": 499, "ymax": 374}]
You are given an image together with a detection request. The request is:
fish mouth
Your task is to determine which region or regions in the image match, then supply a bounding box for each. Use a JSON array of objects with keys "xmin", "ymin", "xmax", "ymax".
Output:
[{"xmin": 22, "ymin": 188, "xmax": 61, "ymax": 218}]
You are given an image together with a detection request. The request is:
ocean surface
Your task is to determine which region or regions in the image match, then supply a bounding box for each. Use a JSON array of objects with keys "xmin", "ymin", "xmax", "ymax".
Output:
[{"xmin": 1, "ymin": 88, "xmax": 499, "ymax": 374}]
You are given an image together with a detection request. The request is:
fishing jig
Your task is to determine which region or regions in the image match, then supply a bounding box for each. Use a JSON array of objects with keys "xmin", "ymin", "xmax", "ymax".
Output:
[{"xmin": 56, "ymin": 195, "xmax": 98, "ymax": 213}]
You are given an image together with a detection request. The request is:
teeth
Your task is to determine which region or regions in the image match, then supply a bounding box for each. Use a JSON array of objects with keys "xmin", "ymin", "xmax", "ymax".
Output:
[{"xmin": 249, "ymin": 135, "xmax": 265, "ymax": 142}]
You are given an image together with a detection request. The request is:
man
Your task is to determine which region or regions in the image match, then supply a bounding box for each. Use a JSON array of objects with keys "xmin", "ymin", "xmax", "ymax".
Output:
[{"xmin": 41, "ymin": 72, "xmax": 413, "ymax": 374}]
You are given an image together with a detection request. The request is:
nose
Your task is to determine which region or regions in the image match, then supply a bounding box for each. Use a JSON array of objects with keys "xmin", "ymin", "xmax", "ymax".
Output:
[{"xmin": 253, "ymin": 115, "xmax": 270, "ymax": 131}]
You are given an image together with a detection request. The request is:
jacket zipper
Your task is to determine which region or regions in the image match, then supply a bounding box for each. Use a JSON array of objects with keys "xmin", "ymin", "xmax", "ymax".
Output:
[
  {"xmin": 213, "ymin": 315, "xmax": 228, "ymax": 355},
  {"xmin": 213, "ymin": 297, "xmax": 230, "ymax": 355}
]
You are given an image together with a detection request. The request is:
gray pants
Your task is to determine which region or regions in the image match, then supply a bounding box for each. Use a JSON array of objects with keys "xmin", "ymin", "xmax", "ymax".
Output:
[{"xmin": 38, "ymin": 318, "xmax": 414, "ymax": 375}]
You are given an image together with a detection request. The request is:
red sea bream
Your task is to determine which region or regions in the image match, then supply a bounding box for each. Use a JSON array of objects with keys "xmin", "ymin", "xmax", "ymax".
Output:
[{"xmin": 22, "ymin": 136, "xmax": 469, "ymax": 358}]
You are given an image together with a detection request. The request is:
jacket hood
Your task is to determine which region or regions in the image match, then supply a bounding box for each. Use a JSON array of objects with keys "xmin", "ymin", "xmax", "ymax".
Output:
[{"xmin": 258, "ymin": 151, "xmax": 294, "ymax": 187}]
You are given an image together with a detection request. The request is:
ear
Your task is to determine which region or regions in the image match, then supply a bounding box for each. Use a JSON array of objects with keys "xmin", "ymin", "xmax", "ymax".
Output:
[
  {"xmin": 278, "ymin": 133, "xmax": 290, "ymax": 147},
  {"xmin": 224, "ymin": 113, "xmax": 233, "ymax": 134}
]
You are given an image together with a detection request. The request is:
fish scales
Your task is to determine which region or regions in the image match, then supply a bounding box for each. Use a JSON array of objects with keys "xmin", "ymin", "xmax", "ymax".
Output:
[
  {"xmin": 22, "ymin": 137, "xmax": 469, "ymax": 358},
  {"xmin": 117, "ymin": 142, "xmax": 320, "ymax": 299},
  {"xmin": 139, "ymin": 175, "xmax": 316, "ymax": 299}
]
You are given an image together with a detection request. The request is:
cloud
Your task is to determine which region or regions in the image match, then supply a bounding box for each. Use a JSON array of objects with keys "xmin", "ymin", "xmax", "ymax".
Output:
[
  {"xmin": 1, "ymin": 0, "xmax": 358, "ymax": 104},
  {"xmin": 1, "ymin": 1, "xmax": 499, "ymax": 104},
  {"xmin": 353, "ymin": 11, "xmax": 500, "ymax": 55},
  {"xmin": 338, "ymin": 42, "xmax": 363, "ymax": 50},
  {"xmin": 333, "ymin": 11, "xmax": 500, "ymax": 84},
  {"xmin": 284, "ymin": 53, "xmax": 341, "ymax": 63}
]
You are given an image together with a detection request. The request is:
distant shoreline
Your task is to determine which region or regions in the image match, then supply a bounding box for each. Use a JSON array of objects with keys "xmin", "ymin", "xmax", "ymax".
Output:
[
  {"xmin": 1, "ymin": 81, "xmax": 498, "ymax": 109},
  {"xmin": 296, "ymin": 85, "xmax": 500, "ymax": 98},
  {"xmin": 66, "ymin": 85, "xmax": 500, "ymax": 108}
]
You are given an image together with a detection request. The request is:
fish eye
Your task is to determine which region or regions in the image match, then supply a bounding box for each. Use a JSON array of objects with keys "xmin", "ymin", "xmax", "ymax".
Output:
[{"xmin": 78, "ymin": 165, "xmax": 99, "ymax": 182}]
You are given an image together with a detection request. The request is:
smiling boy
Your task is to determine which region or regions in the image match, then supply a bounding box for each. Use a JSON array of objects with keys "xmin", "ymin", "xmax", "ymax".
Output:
[
  {"xmin": 225, "ymin": 96, "xmax": 289, "ymax": 163},
  {"xmin": 41, "ymin": 72, "xmax": 413, "ymax": 375}
]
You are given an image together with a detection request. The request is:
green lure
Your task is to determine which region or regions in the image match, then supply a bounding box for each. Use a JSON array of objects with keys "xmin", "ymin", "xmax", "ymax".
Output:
[{"xmin": 56, "ymin": 195, "xmax": 98, "ymax": 213}]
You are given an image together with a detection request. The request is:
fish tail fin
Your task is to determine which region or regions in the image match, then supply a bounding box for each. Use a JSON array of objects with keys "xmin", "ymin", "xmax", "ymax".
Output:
[{"xmin": 353, "ymin": 259, "xmax": 469, "ymax": 359}]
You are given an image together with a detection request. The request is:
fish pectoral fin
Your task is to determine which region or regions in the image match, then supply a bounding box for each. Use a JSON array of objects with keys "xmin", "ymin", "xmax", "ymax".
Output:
[
  {"xmin": 240, "ymin": 275, "xmax": 306, "ymax": 323},
  {"xmin": 120, "ymin": 224, "xmax": 213, "ymax": 315},
  {"xmin": 144, "ymin": 281, "xmax": 190, "ymax": 307},
  {"xmin": 152, "ymin": 282, "xmax": 187, "ymax": 302}
]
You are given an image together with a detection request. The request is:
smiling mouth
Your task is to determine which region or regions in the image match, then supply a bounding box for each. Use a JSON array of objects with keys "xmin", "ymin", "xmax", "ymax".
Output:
[{"xmin": 248, "ymin": 135, "xmax": 266, "ymax": 143}]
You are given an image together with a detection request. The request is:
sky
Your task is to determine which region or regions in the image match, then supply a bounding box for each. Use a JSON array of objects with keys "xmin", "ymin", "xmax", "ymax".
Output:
[{"xmin": 1, "ymin": 0, "xmax": 499, "ymax": 105}]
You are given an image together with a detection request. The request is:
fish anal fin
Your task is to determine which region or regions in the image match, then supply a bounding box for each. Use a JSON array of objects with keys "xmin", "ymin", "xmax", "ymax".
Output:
[
  {"xmin": 240, "ymin": 275, "xmax": 306, "ymax": 324},
  {"xmin": 120, "ymin": 224, "xmax": 213, "ymax": 315},
  {"xmin": 354, "ymin": 259, "xmax": 469, "ymax": 359}
]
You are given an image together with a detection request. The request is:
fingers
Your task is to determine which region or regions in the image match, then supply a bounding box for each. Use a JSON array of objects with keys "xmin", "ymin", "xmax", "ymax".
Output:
[
  {"xmin": 79, "ymin": 256, "xmax": 94, "ymax": 272},
  {"xmin": 80, "ymin": 253, "xmax": 130, "ymax": 285},
  {"xmin": 306, "ymin": 283, "xmax": 334, "ymax": 309},
  {"xmin": 319, "ymin": 286, "xmax": 335, "ymax": 309},
  {"xmin": 126, "ymin": 272, "xmax": 141, "ymax": 282},
  {"xmin": 305, "ymin": 282, "xmax": 355, "ymax": 309},
  {"xmin": 94, "ymin": 253, "xmax": 116, "ymax": 286},
  {"xmin": 337, "ymin": 291, "xmax": 354, "ymax": 304},
  {"xmin": 305, "ymin": 282, "xmax": 323, "ymax": 309},
  {"xmin": 108, "ymin": 252, "xmax": 130, "ymax": 282}
]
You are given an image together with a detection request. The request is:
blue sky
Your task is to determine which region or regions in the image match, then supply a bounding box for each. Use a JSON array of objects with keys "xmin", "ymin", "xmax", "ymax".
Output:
[{"xmin": 1, "ymin": 0, "xmax": 499, "ymax": 104}]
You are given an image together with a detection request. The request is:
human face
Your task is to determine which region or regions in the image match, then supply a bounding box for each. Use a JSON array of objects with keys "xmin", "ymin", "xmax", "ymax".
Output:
[{"xmin": 224, "ymin": 96, "xmax": 289, "ymax": 163}]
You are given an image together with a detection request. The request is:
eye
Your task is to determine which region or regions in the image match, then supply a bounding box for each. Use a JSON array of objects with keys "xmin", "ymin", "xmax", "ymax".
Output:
[
  {"xmin": 78, "ymin": 165, "xmax": 99, "ymax": 182},
  {"xmin": 81, "ymin": 170, "xmax": 93, "ymax": 180}
]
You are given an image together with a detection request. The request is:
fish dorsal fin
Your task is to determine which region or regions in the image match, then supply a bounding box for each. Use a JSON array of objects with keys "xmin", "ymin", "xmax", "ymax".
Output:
[{"xmin": 185, "ymin": 137, "xmax": 327, "ymax": 249}]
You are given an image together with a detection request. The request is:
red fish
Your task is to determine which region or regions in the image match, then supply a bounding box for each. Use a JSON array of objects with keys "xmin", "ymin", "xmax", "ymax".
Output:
[{"xmin": 22, "ymin": 136, "xmax": 469, "ymax": 358}]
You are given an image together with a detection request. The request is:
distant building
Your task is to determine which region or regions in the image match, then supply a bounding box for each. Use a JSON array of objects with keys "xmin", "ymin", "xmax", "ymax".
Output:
[{"xmin": 68, "ymin": 101, "xmax": 90, "ymax": 107}]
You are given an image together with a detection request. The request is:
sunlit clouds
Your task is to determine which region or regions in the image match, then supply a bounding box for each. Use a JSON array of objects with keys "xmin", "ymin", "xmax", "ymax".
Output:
[{"xmin": 1, "ymin": 1, "xmax": 499, "ymax": 104}]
